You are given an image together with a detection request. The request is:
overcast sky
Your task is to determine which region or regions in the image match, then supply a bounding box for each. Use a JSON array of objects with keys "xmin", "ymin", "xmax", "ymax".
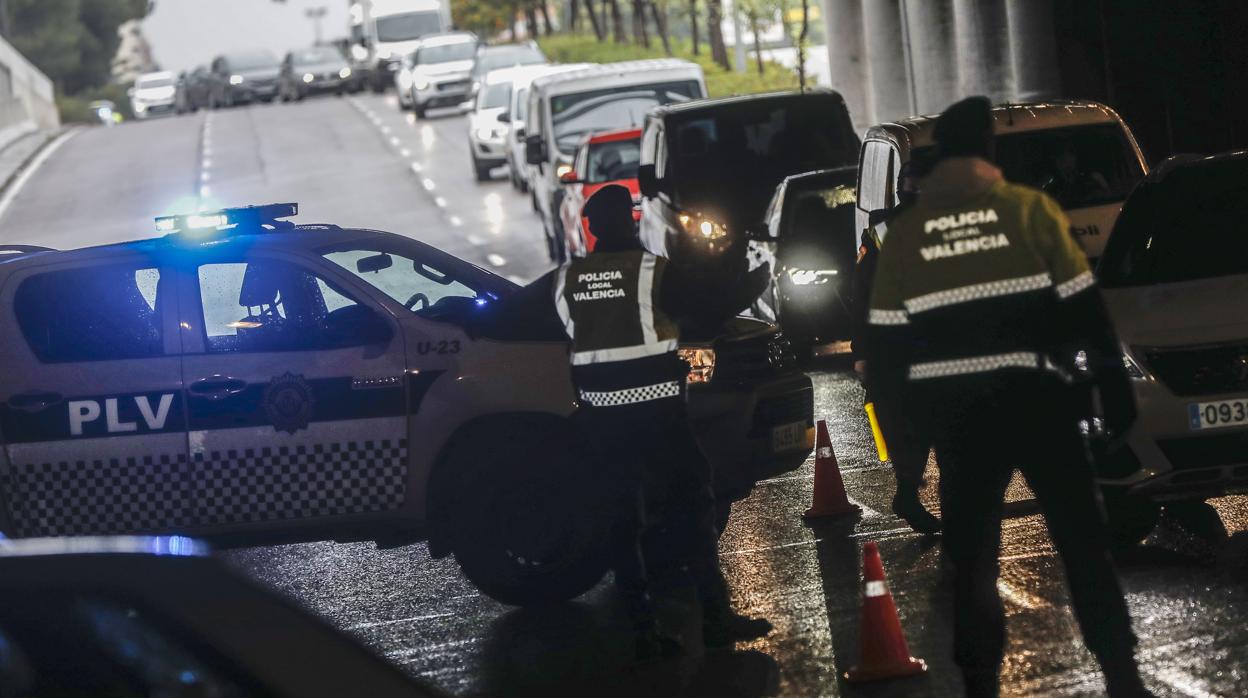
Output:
[{"xmin": 144, "ymin": 0, "xmax": 351, "ymax": 73}]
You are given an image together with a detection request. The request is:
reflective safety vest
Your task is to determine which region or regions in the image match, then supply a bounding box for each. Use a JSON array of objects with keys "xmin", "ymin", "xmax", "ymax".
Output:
[{"xmin": 555, "ymin": 250, "xmax": 679, "ymax": 367}]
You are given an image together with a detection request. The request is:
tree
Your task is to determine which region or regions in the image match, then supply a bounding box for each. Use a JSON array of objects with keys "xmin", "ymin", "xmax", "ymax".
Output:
[
  {"xmin": 705, "ymin": 0, "xmax": 729, "ymax": 69},
  {"xmin": 453, "ymin": 0, "xmax": 514, "ymax": 37},
  {"xmin": 607, "ymin": 0, "xmax": 626, "ymax": 43},
  {"xmin": 650, "ymin": 0, "xmax": 672, "ymax": 55},
  {"xmin": 4, "ymin": 0, "xmax": 149, "ymax": 94},
  {"xmin": 688, "ymin": 0, "xmax": 699, "ymax": 55}
]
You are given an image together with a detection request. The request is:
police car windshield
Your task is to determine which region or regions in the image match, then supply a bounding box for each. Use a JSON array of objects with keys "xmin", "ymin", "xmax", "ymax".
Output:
[
  {"xmin": 912, "ymin": 123, "xmax": 1144, "ymax": 211},
  {"xmin": 323, "ymin": 248, "xmax": 495, "ymax": 321},
  {"xmin": 1098, "ymin": 162, "xmax": 1248, "ymax": 287},
  {"xmin": 376, "ymin": 11, "xmax": 442, "ymax": 42}
]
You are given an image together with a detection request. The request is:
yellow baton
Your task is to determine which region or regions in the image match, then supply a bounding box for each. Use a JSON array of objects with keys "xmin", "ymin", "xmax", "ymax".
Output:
[{"xmin": 864, "ymin": 402, "xmax": 890, "ymax": 462}]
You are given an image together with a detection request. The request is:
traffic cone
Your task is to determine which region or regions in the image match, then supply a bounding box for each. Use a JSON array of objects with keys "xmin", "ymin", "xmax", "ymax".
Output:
[
  {"xmin": 845, "ymin": 541, "xmax": 927, "ymax": 682},
  {"xmin": 802, "ymin": 420, "xmax": 861, "ymax": 519}
]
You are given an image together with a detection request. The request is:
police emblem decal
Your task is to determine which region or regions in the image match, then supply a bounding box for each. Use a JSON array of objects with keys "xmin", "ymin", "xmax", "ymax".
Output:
[{"xmin": 263, "ymin": 372, "xmax": 314, "ymax": 434}]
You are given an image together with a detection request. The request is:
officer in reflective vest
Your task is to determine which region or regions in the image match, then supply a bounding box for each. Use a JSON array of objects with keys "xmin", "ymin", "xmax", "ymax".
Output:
[
  {"xmin": 553, "ymin": 184, "xmax": 772, "ymax": 659},
  {"xmin": 867, "ymin": 97, "xmax": 1150, "ymax": 698}
]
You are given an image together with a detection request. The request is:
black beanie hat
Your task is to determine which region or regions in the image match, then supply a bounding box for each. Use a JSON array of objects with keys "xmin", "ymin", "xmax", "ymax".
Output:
[
  {"xmin": 933, "ymin": 96, "xmax": 995, "ymax": 162},
  {"xmin": 583, "ymin": 184, "xmax": 636, "ymax": 244}
]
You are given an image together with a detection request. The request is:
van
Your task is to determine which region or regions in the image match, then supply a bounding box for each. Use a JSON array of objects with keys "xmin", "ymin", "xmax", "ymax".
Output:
[
  {"xmin": 524, "ymin": 59, "xmax": 707, "ymax": 262},
  {"xmin": 856, "ymin": 101, "xmax": 1148, "ymax": 261},
  {"xmin": 349, "ymin": 0, "xmax": 449, "ymax": 92}
]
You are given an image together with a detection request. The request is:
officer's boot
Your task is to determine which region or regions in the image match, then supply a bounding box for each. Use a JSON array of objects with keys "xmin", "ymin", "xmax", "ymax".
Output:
[
  {"xmin": 697, "ymin": 574, "xmax": 773, "ymax": 648},
  {"xmin": 1098, "ymin": 653, "xmax": 1157, "ymax": 698},
  {"xmin": 892, "ymin": 484, "xmax": 941, "ymax": 535}
]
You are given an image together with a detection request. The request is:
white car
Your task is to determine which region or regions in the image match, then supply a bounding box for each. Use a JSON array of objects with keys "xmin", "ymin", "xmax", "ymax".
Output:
[
  {"xmin": 466, "ymin": 66, "xmax": 547, "ymax": 182},
  {"xmin": 403, "ymin": 31, "xmax": 478, "ymax": 118},
  {"xmin": 129, "ymin": 71, "xmax": 178, "ymax": 119}
]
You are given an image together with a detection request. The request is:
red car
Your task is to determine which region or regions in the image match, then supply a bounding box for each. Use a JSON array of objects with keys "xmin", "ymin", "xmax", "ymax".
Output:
[{"xmin": 558, "ymin": 127, "xmax": 643, "ymax": 257}]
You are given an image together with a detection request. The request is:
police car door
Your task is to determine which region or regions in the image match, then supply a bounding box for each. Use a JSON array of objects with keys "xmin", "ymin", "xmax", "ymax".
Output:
[
  {"xmin": 178, "ymin": 250, "xmax": 407, "ymax": 531},
  {"xmin": 0, "ymin": 253, "xmax": 186, "ymax": 537}
]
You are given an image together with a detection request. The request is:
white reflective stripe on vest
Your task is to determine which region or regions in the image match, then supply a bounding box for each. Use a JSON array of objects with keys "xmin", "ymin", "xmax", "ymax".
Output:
[
  {"xmin": 580, "ymin": 380, "xmax": 681, "ymax": 407},
  {"xmin": 637, "ymin": 253, "xmax": 658, "ymax": 346},
  {"xmin": 908, "ymin": 352, "xmax": 1041, "ymax": 380},
  {"xmin": 571, "ymin": 339, "xmax": 679, "ymax": 366},
  {"xmin": 554, "ymin": 263, "xmax": 574, "ymax": 337}
]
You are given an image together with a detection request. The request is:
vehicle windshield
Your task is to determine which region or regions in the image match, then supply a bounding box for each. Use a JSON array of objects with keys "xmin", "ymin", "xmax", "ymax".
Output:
[
  {"xmin": 136, "ymin": 76, "xmax": 173, "ymax": 89},
  {"xmin": 913, "ymin": 123, "xmax": 1144, "ymax": 210},
  {"xmin": 586, "ymin": 138, "xmax": 641, "ymax": 183},
  {"xmin": 322, "ymin": 247, "xmax": 502, "ymax": 324},
  {"xmin": 1099, "ymin": 169, "xmax": 1248, "ymax": 287},
  {"xmin": 668, "ymin": 99, "xmax": 860, "ymax": 219},
  {"xmin": 376, "ymin": 11, "xmax": 441, "ymax": 42},
  {"xmin": 553, "ymin": 81, "xmax": 701, "ymax": 154},
  {"xmin": 227, "ymin": 51, "xmax": 278, "ymax": 71},
  {"xmin": 417, "ymin": 41, "xmax": 476, "ymax": 65},
  {"xmin": 291, "ymin": 47, "xmax": 343, "ymax": 66},
  {"xmin": 475, "ymin": 46, "xmax": 545, "ymax": 75},
  {"xmin": 480, "ymin": 82, "xmax": 510, "ymax": 109}
]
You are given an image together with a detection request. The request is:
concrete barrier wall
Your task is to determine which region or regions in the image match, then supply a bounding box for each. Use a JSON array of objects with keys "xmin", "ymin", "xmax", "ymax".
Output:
[{"xmin": 0, "ymin": 33, "xmax": 59, "ymax": 134}]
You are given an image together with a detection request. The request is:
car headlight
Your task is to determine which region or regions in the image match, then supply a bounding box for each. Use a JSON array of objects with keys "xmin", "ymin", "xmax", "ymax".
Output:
[
  {"xmin": 787, "ymin": 268, "xmax": 838, "ymax": 286},
  {"xmin": 229, "ymin": 74, "xmax": 244, "ymax": 85},
  {"xmin": 351, "ymin": 44, "xmax": 369, "ymax": 61},
  {"xmin": 339, "ymin": 67, "xmax": 352, "ymax": 79},
  {"xmin": 555, "ymin": 163, "xmax": 573, "ymax": 179},
  {"xmin": 302, "ymin": 72, "xmax": 315, "ymax": 83},
  {"xmin": 678, "ymin": 347, "xmax": 716, "ymax": 384},
  {"xmin": 678, "ymin": 212, "xmax": 728, "ymax": 240},
  {"xmin": 413, "ymin": 76, "xmax": 431, "ymax": 91}
]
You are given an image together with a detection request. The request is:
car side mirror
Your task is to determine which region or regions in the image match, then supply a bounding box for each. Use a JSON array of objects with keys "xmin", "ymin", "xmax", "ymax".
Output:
[
  {"xmin": 638, "ymin": 164, "xmax": 660, "ymax": 199},
  {"xmin": 559, "ymin": 170, "xmax": 582, "ymax": 185},
  {"xmin": 525, "ymin": 134, "xmax": 547, "ymax": 165},
  {"xmin": 497, "ymin": 111, "xmax": 510, "ymax": 123},
  {"xmin": 356, "ymin": 252, "xmax": 393, "ymax": 274},
  {"xmin": 514, "ymin": 126, "xmax": 526, "ymax": 140}
]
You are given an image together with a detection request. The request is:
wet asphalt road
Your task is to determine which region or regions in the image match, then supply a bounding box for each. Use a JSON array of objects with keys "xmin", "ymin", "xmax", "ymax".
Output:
[{"xmin": 3, "ymin": 94, "xmax": 1248, "ymax": 697}]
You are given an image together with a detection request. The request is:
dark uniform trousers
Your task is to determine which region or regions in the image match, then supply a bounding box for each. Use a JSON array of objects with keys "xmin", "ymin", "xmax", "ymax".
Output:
[
  {"xmin": 914, "ymin": 371, "xmax": 1137, "ymax": 681},
  {"xmin": 574, "ymin": 392, "xmax": 727, "ymax": 626},
  {"xmin": 865, "ymin": 376, "xmax": 932, "ymax": 493}
]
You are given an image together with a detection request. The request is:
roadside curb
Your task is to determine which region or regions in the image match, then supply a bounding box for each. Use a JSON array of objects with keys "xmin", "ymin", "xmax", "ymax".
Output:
[{"xmin": 0, "ymin": 127, "xmax": 80, "ymax": 226}]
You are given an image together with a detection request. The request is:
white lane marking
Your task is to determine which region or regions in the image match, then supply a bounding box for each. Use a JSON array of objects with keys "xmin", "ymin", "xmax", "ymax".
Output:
[
  {"xmin": 0, "ymin": 129, "xmax": 79, "ymax": 225},
  {"xmin": 421, "ymin": 178, "xmax": 435, "ymax": 191},
  {"xmin": 1148, "ymin": 668, "xmax": 1221, "ymax": 698},
  {"xmin": 346, "ymin": 612, "xmax": 455, "ymax": 631},
  {"xmin": 199, "ymin": 185, "xmax": 211, "ymax": 198},
  {"xmin": 202, "ymin": 157, "xmax": 212, "ymax": 168},
  {"xmin": 466, "ymin": 234, "xmax": 485, "ymax": 246},
  {"xmin": 434, "ymin": 196, "xmax": 447, "ymax": 208},
  {"xmin": 486, "ymin": 253, "xmax": 507, "ymax": 267},
  {"xmin": 449, "ymin": 215, "xmax": 463, "ymax": 226},
  {"xmin": 389, "ymin": 136, "xmax": 400, "ymax": 147},
  {"xmin": 381, "ymin": 125, "xmax": 391, "ymax": 135},
  {"xmin": 722, "ymin": 538, "xmax": 819, "ymax": 557},
  {"xmin": 848, "ymin": 496, "xmax": 884, "ymax": 519},
  {"xmin": 399, "ymin": 148, "xmax": 411, "ymax": 157},
  {"xmin": 200, "ymin": 171, "xmax": 210, "ymax": 182},
  {"xmin": 996, "ymin": 580, "xmax": 1047, "ymax": 610},
  {"xmin": 410, "ymin": 162, "xmax": 423, "ymax": 173}
]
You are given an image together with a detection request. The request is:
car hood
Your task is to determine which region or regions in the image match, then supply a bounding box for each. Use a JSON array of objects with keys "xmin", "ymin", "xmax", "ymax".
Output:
[
  {"xmin": 414, "ymin": 60, "xmax": 473, "ymax": 77},
  {"xmin": 470, "ymin": 107, "xmax": 507, "ymax": 128},
  {"xmin": 295, "ymin": 61, "xmax": 347, "ymax": 75},
  {"xmin": 1105, "ymin": 273, "xmax": 1248, "ymax": 348},
  {"xmin": 135, "ymin": 86, "xmax": 175, "ymax": 100}
]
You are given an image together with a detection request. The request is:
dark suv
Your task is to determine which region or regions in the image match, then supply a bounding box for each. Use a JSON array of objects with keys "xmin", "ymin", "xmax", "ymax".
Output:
[{"xmin": 209, "ymin": 50, "xmax": 282, "ymax": 107}]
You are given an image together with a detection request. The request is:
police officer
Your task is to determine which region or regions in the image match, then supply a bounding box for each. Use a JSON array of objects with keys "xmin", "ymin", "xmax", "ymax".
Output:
[
  {"xmin": 542, "ymin": 185, "xmax": 772, "ymax": 659},
  {"xmin": 851, "ymin": 160, "xmax": 941, "ymax": 535},
  {"xmin": 866, "ymin": 97, "xmax": 1151, "ymax": 698}
]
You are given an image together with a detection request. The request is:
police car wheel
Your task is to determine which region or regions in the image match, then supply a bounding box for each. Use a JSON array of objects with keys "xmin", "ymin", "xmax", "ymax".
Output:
[
  {"xmin": 1101, "ymin": 485, "xmax": 1160, "ymax": 550},
  {"xmin": 448, "ymin": 432, "xmax": 609, "ymax": 607}
]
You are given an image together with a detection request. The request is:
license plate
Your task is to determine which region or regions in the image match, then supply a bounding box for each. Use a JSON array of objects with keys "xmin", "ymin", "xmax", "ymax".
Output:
[
  {"xmin": 771, "ymin": 421, "xmax": 807, "ymax": 452},
  {"xmin": 1188, "ymin": 398, "xmax": 1248, "ymax": 430}
]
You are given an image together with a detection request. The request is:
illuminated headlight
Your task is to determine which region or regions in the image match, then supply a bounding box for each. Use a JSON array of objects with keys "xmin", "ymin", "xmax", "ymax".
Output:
[
  {"xmin": 351, "ymin": 44, "xmax": 368, "ymax": 61},
  {"xmin": 229, "ymin": 74, "xmax": 244, "ymax": 85},
  {"xmin": 339, "ymin": 67, "xmax": 352, "ymax": 79},
  {"xmin": 678, "ymin": 347, "xmax": 716, "ymax": 384},
  {"xmin": 678, "ymin": 212, "xmax": 728, "ymax": 240},
  {"xmin": 302, "ymin": 73, "xmax": 315, "ymax": 83},
  {"xmin": 555, "ymin": 163, "xmax": 573, "ymax": 179},
  {"xmin": 134, "ymin": 102, "xmax": 147, "ymax": 112},
  {"xmin": 412, "ymin": 76, "xmax": 431, "ymax": 91},
  {"xmin": 787, "ymin": 268, "xmax": 838, "ymax": 286}
]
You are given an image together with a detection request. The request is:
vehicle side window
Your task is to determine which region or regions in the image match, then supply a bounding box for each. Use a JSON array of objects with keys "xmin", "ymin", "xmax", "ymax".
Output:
[
  {"xmin": 15, "ymin": 264, "xmax": 163, "ymax": 363},
  {"xmin": 197, "ymin": 259, "xmax": 379, "ymax": 353}
]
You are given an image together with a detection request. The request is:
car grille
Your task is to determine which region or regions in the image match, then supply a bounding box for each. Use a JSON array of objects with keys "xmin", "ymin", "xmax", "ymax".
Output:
[
  {"xmin": 750, "ymin": 386, "xmax": 814, "ymax": 435},
  {"xmin": 437, "ymin": 80, "xmax": 468, "ymax": 92},
  {"xmin": 1142, "ymin": 342, "xmax": 1248, "ymax": 397},
  {"xmin": 713, "ymin": 331, "xmax": 798, "ymax": 382}
]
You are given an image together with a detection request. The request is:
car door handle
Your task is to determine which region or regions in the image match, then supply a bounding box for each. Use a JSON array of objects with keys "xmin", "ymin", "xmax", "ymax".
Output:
[
  {"xmin": 189, "ymin": 377, "xmax": 248, "ymax": 399},
  {"xmin": 7, "ymin": 391, "xmax": 64, "ymax": 412}
]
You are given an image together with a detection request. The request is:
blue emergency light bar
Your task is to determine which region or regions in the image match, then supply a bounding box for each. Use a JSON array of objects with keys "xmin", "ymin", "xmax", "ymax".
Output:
[{"xmin": 154, "ymin": 202, "xmax": 299, "ymax": 236}]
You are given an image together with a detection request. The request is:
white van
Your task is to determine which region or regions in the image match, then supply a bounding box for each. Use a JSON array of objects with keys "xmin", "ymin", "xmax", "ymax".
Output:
[
  {"xmin": 523, "ymin": 59, "xmax": 707, "ymax": 262},
  {"xmin": 856, "ymin": 101, "xmax": 1149, "ymax": 261},
  {"xmin": 350, "ymin": 0, "xmax": 449, "ymax": 92},
  {"xmin": 499, "ymin": 64, "xmax": 590, "ymax": 193}
]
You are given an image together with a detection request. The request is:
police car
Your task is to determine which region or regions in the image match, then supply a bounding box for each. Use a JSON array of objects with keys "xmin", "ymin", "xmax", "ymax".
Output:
[{"xmin": 0, "ymin": 204, "xmax": 812, "ymax": 606}]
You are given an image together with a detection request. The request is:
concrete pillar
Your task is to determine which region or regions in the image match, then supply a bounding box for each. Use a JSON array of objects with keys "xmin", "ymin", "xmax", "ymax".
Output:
[
  {"xmin": 952, "ymin": 0, "xmax": 1013, "ymax": 101},
  {"xmin": 1005, "ymin": 0, "xmax": 1060, "ymax": 101},
  {"xmin": 820, "ymin": 0, "xmax": 872, "ymax": 129},
  {"xmin": 902, "ymin": 0, "xmax": 959, "ymax": 114},
  {"xmin": 862, "ymin": 0, "xmax": 913, "ymax": 122}
]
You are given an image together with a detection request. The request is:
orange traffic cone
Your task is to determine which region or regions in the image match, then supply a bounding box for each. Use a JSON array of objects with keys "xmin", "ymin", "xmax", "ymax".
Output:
[
  {"xmin": 845, "ymin": 541, "xmax": 927, "ymax": 682},
  {"xmin": 802, "ymin": 420, "xmax": 861, "ymax": 519}
]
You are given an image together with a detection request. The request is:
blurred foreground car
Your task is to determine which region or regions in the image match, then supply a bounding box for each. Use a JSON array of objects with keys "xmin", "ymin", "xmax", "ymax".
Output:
[
  {"xmin": 1095, "ymin": 151, "xmax": 1248, "ymax": 544},
  {"xmin": 0, "ymin": 536, "xmax": 443, "ymax": 697},
  {"xmin": 752, "ymin": 167, "xmax": 859, "ymax": 356},
  {"xmin": 279, "ymin": 46, "xmax": 352, "ymax": 101},
  {"xmin": 558, "ymin": 127, "xmax": 643, "ymax": 257},
  {"xmin": 129, "ymin": 71, "xmax": 177, "ymax": 119},
  {"xmin": 0, "ymin": 204, "xmax": 811, "ymax": 606},
  {"xmin": 208, "ymin": 49, "xmax": 282, "ymax": 107},
  {"xmin": 856, "ymin": 100, "xmax": 1148, "ymax": 261}
]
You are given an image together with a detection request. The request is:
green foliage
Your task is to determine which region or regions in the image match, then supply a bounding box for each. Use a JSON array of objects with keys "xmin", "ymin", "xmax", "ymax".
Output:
[
  {"xmin": 55, "ymin": 82, "xmax": 133, "ymax": 123},
  {"xmin": 452, "ymin": 0, "xmax": 513, "ymax": 38},
  {"xmin": 5, "ymin": 0, "xmax": 150, "ymax": 95},
  {"xmin": 538, "ymin": 33, "xmax": 797, "ymax": 97}
]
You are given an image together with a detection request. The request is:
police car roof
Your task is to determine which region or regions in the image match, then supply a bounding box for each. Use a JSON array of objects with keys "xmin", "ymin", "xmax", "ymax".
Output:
[
  {"xmin": 647, "ymin": 88, "xmax": 845, "ymax": 118},
  {"xmin": 866, "ymin": 100, "xmax": 1128, "ymax": 147}
]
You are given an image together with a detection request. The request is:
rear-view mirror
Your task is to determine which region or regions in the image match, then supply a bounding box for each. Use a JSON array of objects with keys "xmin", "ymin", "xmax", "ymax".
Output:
[
  {"xmin": 497, "ymin": 111, "xmax": 510, "ymax": 123},
  {"xmin": 356, "ymin": 252, "xmax": 393, "ymax": 274},
  {"xmin": 525, "ymin": 134, "xmax": 547, "ymax": 165},
  {"xmin": 638, "ymin": 164, "xmax": 659, "ymax": 199}
]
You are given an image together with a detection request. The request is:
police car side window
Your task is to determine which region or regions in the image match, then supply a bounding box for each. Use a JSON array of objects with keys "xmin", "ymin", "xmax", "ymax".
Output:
[
  {"xmin": 197, "ymin": 260, "xmax": 374, "ymax": 353},
  {"xmin": 15, "ymin": 264, "xmax": 164, "ymax": 363}
]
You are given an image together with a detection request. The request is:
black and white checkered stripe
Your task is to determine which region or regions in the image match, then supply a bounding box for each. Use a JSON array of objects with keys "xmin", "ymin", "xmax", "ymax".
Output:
[
  {"xmin": 580, "ymin": 380, "xmax": 681, "ymax": 407},
  {"xmin": 1, "ymin": 439, "xmax": 407, "ymax": 537}
]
